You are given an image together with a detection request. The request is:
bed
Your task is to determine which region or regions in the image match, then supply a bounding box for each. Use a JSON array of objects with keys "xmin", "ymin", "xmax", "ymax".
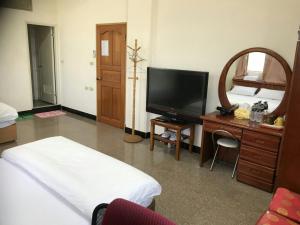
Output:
[
  {"xmin": 226, "ymin": 91, "xmax": 281, "ymax": 112},
  {"xmin": 0, "ymin": 102, "xmax": 18, "ymax": 143},
  {"xmin": 0, "ymin": 136, "xmax": 161, "ymax": 225}
]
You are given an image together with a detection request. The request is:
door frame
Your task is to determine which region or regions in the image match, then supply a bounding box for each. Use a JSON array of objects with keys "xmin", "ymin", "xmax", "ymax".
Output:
[
  {"xmin": 26, "ymin": 22, "xmax": 58, "ymax": 108},
  {"xmin": 96, "ymin": 22, "xmax": 127, "ymax": 128}
]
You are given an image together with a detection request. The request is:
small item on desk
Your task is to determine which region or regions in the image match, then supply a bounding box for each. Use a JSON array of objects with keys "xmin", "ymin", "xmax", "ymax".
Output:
[
  {"xmin": 260, "ymin": 116, "xmax": 285, "ymax": 130},
  {"xmin": 263, "ymin": 114, "xmax": 276, "ymax": 125},
  {"xmin": 234, "ymin": 103, "xmax": 250, "ymax": 120},
  {"xmin": 216, "ymin": 104, "xmax": 239, "ymax": 116},
  {"xmin": 250, "ymin": 101, "xmax": 268, "ymax": 123},
  {"xmin": 274, "ymin": 116, "xmax": 284, "ymax": 127}
]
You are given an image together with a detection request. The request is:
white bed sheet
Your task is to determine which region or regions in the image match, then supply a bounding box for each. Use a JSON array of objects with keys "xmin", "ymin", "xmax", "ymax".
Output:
[
  {"xmin": 0, "ymin": 159, "xmax": 90, "ymax": 225},
  {"xmin": 0, "ymin": 102, "xmax": 18, "ymax": 122},
  {"xmin": 0, "ymin": 120, "xmax": 15, "ymax": 128},
  {"xmin": 1, "ymin": 136, "xmax": 161, "ymax": 219},
  {"xmin": 227, "ymin": 92, "xmax": 280, "ymax": 112}
]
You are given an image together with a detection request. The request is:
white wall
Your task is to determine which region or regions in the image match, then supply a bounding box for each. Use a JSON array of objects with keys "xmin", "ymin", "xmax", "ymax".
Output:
[
  {"xmin": 148, "ymin": 0, "xmax": 300, "ymax": 146},
  {"xmin": 1, "ymin": 0, "xmax": 300, "ymax": 146},
  {"xmin": 0, "ymin": 0, "xmax": 58, "ymax": 111},
  {"xmin": 57, "ymin": 0, "xmax": 128, "ymax": 115},
  {"xmin": 125, "ymin": 0, "xmax": 153, "ymax": 132}
]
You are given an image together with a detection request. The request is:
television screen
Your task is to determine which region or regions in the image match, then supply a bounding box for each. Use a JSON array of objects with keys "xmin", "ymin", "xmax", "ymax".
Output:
[{"xmin": 146, "ymin": 67, "xmax": 209, "ymax": 123}]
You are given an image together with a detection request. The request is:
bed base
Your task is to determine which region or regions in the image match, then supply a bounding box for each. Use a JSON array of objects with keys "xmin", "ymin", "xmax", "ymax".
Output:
[
  {"xmin": 148, "ymin": 199, "xmax": 156, "ymax": 211},
  {"xmin": 0, "ymin": 124, "xmax": 17, "ymax": 144}
]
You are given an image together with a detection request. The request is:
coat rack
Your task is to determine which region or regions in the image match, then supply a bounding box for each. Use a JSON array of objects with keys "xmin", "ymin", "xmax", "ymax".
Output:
[{"xmin": 124, "ymin": 39, "xmax": 145, "ymax": 143}]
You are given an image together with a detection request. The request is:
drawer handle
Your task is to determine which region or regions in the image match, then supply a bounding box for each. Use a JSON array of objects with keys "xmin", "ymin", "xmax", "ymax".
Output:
[{"xmin": 256, "ymin": 139, "xmax": 265, "ymax": 144}]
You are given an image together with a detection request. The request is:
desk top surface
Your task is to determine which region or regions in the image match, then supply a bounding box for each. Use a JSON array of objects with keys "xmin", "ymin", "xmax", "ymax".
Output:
[{"xmin": 201, "ymin": 112, "xmax": 283, "ymax": 137}]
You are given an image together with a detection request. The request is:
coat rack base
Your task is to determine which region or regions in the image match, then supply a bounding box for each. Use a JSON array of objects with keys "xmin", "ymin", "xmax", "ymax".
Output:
[{"xmin": 123, "ymin": 134, "xmax": 143, "ymax": 143}]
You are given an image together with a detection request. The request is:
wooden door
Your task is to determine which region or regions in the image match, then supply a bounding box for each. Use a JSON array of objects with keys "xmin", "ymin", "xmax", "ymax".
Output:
[{"xmin": 96, "ymin": 23, "xmax": 126, "ymax": 128}]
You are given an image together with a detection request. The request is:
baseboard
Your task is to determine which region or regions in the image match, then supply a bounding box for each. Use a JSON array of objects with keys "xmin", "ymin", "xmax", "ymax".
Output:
[
  {"xmin": 181, "ymin": 142, "xmax": 200, "ymax": 153},
  {"xmin": 18, "ymin": 105, "xmax": 61, "ymax": 115},
  {"xmin": 32, "ymin": 105, "xmax": 61, "ymax": 114},
  {"xmin": 61, "ymin": 106, "xmax": 96, "ymax": 120},
  {"xmin": 125, "ymin": 127, "xmax": 150, "ymax": 139}
]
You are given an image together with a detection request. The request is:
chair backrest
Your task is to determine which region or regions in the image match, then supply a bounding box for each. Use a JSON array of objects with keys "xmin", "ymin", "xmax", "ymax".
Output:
[
  {"xmin": 211, "ymin": 129, "xmax": 238, "ymax": 149},
  {"xmin": 98, "ymin": 198, "xmax": 177, "ymax": 225}
]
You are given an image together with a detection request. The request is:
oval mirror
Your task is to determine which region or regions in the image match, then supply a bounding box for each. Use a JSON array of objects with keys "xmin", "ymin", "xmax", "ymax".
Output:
[{"xmin": 219, "ymin": 48, "xmax": 292, "ymax": 116}]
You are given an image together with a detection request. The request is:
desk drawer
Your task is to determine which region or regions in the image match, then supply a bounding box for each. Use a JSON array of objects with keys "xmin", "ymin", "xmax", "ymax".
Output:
[
  {"xmin": 238, "ymin": 159, "xmax": 275, "ymax": 183},
  {"xmin": 204, "ymin": 121, "xmax": 242, "ymax": 139},
  {"xmin": 237, "ymin": 172, "xmax": 273, "ymax": 192},
  {"xmin": 240, "ymin": 144, "xmax": 277, "ymax": 168},
  {"xmin": 242, "ymin": 130, "xmax": 280, "ymax": 152}
]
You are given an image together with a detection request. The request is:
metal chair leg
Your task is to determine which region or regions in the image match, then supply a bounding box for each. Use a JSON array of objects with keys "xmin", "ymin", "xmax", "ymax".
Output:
[
  {"xmin": 210, "ymin": 145, "xmax": 220, "ymax": 171},
  {"xmin": 232, "ymin": 153, "xmax": 240, "ymax": 178}
]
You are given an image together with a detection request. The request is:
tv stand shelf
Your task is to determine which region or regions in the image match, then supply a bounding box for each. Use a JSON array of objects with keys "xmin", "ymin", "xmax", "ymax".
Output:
[
  {"xmin": 150, "ymin": 117, "xmax": 195, "ymax": 160},
  {"xmin": 154, "ymin": 133, "xmax": 190, "ymax": 145}
]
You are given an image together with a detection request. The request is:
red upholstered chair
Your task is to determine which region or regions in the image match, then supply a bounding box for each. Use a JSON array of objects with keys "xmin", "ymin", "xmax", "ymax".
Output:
[
  {"xmin": 256, "ymin": 210, "xmax": 298, "ymax": 225},
  {"xmin": 269, "ymin": 188, "xmax": 300, "ymax": 224},
  {"xmin": 93, "ymin": 198, "xmax": 177, "ymax": 225}
]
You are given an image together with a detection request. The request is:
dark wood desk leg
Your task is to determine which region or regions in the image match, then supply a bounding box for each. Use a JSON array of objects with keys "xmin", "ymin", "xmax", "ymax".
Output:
[
  {"xmin": 175, "ymin": 129, "xmax": 181, "ymax": 160},
  {"xmin": 150, "ymin": 121, "xmax": 154, "ymax": 151},
  {"xmin": 189, "ymin": 125, "xmax": 195, "ymax": 153}
]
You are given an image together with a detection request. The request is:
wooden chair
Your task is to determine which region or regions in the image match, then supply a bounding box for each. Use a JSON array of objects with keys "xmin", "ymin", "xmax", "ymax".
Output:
[{"xmin": 92, "ymin": 198, "xmax": 177, "ymax": 225}]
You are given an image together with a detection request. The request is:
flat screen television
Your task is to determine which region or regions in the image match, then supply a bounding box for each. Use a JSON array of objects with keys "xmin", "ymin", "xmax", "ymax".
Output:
[{"xmin": 146, "ymin": 67, "xmax": 209, "ymax": 124}]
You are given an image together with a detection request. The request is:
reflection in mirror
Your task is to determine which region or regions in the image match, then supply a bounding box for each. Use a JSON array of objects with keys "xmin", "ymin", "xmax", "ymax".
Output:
[{"xmin": 225, "ymin": 52, "xmax": 286, "ymax": 113}]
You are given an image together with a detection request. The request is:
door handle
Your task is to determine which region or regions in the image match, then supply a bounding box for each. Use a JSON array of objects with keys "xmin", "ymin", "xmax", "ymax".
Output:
[{"xmin": 97, "ymin": 77, "xmax": 102, "ymax": 81}]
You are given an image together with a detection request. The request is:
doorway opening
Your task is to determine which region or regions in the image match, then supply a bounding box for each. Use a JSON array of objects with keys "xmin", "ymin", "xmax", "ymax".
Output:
[{"xmin": 28, "ymin": 24, "xmax": 57, "ymax": 109}]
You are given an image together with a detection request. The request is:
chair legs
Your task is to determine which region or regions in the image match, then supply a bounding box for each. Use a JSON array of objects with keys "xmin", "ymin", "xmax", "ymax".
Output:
[
  {"xmin": 210, "ymin": 145, "xmax": 240, "ymax": 178},
  {"xmin": 210, "ymin": 145, "xmax": 219, "ymax": 171},
  {"xmin": 232, "ymin": 153, "xmax": 240, "ymax": 178}
]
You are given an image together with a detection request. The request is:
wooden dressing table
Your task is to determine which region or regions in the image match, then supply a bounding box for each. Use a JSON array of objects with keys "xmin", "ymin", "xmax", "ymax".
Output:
[
  {"xmin": 200, "ymin": 112, "xmax": 283, "ymax": 192},
  {"xmin": 205, "ymin": 47, "xmax": 292, "ymax": 192}
]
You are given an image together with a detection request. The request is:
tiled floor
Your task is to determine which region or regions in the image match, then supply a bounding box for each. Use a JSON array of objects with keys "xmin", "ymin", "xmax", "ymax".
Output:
[{"xmin": 0, "ymin": 112, "xmax": 272, "ymax": 225}]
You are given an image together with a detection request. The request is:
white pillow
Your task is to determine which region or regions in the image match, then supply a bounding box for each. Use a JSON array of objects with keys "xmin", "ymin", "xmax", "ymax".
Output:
[
  {"xmin": 255, "ymin": 88, "xmax": 285, "ymax": 100},
  {"xmin": 230, "ymin": 86, "xmax": 258, "ymax": 96}
]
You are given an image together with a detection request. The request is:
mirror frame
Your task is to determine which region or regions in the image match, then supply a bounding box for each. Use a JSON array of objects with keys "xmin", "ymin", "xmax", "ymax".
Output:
[{"xmin": 218, "ymin": 47, "xmax": 292, "ymax": 116}]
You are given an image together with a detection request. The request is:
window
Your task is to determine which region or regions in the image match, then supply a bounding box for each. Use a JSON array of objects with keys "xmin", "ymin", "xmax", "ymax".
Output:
[{"xmin": 247, "ymin": 52, "xmax": 266, "ymax": 72}]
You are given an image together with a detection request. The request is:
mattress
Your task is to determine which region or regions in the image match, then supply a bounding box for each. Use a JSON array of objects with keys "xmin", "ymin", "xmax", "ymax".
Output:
[
  {"xmin": 0, "ymin": 102, "xmax": 18, "ymax": 122},
  {"xmin": 0, "ymin": 120, "xmax": 16, "ymax": 128},
  {"xmin": 226, "ymin": 92, "xmax": 280, "ymax": 112},
  {"xmin": 0, "ymin": 136, "xmax": 161, "ymax": 224},
  {"xmin": 0, "ymin": 159, "xmax": 90, "ymax": 225}
]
